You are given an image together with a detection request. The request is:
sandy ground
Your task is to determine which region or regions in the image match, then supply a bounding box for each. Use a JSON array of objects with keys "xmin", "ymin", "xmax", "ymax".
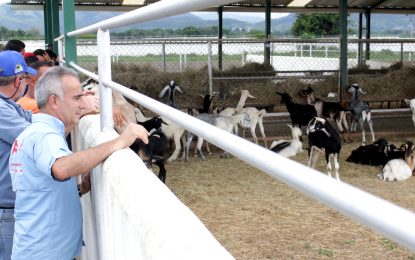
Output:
[{"xmin": 163, "ymin": 131, "xmax": 415, "ymax": 259}]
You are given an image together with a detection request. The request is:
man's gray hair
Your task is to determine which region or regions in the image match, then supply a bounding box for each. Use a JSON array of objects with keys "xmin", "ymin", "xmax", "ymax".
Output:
[
  {"xmin": 35, "ymin": 66, "xmax": 79, "ymax": 109},
  {"xmin": 0, "ymin": 75, "xmax": 16, "ymax": 87}
]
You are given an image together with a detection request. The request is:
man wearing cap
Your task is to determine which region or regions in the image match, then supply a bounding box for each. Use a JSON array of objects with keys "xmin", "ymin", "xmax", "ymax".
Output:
[{"xmin": 0, "ymin": 50, "xmax": 36, "ymax": 260}]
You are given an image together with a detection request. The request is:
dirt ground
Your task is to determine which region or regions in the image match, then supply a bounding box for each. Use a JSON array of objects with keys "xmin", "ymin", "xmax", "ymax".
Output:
[{"xmin": 163, "ymin": 132, "xmax": 415, "ymax": 259}]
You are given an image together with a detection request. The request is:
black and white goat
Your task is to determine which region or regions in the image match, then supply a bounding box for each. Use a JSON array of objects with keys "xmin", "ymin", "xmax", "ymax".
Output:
[
  {"xmin": 276, "ymin": 91, "xmax": 317, "ymax": 128},
  {"xmin": 159, "ymin": 80, "xmax": 183, "ymax": 109},
  {"xmin": 130, "ymin": 116, "xmax": 168, "ymax": 183},
  {"xmin": 299, "ymin": 86, "xmax": 350, "ymax": 142},
  {"xmin": 307, "ymin": 117, "xmax": 342, "ymax": 180},
  {"xmin": 269, "ymin": 124, "xmax": 303, "ymax": 158},
  {"xmin": 378, "ymin": 141, "xmax": 415, "ymax": 181},
  {"xmin": 346, "ymin": 138, "xmax": 404, "ymax": 166},
  {"xmin": 347, "ymin": 83, "xmax": 375, "ymax": 145}
]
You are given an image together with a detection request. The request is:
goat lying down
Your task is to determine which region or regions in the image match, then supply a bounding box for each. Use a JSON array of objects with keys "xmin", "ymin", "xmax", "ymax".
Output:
[
  {"xmin": 307, "ymin": 117, "xmax": 342, "ymax": 180},
  {"xmin": 269, "ymin": 124, "xmax": 303, "ymax": 158},
  {"xmin": 377, "ymin": 141, "xmax": 415, "ymax": 181},
  {"xmin": 346, "ymin": 138, "xmax": 404, "ymax": 166}
]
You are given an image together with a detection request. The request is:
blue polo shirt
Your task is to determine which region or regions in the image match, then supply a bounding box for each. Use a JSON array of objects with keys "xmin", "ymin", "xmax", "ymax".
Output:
[
  {"xmin": 9, "ymin": 113, "xmax": 83, "ymax": 260},
  {"xmin": 0, "ymin": 93, "xmax": 31, "ymax": 208}
]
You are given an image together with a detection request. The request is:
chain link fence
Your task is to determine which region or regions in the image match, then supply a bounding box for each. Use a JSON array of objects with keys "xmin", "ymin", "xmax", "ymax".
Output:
[{"xmin": 75, "ymin": 38, "xmax": 415, "ymax": 109}]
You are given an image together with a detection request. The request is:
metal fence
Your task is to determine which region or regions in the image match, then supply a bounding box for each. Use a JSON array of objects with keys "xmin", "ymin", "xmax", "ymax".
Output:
[{"xmin": 76, "ymin": 38, "xmax": 415, "ymax": 73}]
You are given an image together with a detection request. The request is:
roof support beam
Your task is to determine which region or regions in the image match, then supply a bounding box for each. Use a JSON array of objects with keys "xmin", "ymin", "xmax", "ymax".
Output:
[
  {"xmin": 264, "ymin": 0, "xmax": 271, "ymax": 66},
  {"xmin": 63, "ymin": 0, "xmax": 78, "ymax": 65},
  {"xmin": 218, "ymin": 6, "xmax": 223, "ymax": 71},
  {"xmin": 365, "ymin": 9, "xmax": 371, "ymax": 60},
  {"xmin": 339, "ymin": 0, "xmax": 348, "ymax": 92},
  {"xmin": 370, "ymin": 0, "xmax": 387, "ymax": 10}
]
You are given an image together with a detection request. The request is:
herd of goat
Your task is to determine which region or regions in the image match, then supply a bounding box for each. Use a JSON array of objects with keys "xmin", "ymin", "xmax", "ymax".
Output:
[{"xmin": 83, "ymin": 79, "xmax": 415, "ymax": 183}]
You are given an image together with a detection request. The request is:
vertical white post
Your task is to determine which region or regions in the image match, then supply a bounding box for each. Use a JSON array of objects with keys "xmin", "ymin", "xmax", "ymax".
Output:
[
  {"xmin": 184, "ymin": 53, "xmax": 187, "ymax": 69},
  {"xmin": 309, "ymin": 44, "xmax": 312, "ymax": 57},
  {"xmin": 97, "ymin": 28, "xmax": 113, "ymax": 131},
  {"xmin": 162, "ymin": 43, "xmax": 166, "ymax": 71},
  {"xmin": 325, "ymin": 45, "xmax": 328, "ymax": 58},
  {"xmin": 58, "ymin": 39, "xmax": 64, "ymax": 66},
  {"xmin": 208, "ymin": 40, "xmax": 213, "ymax": 96},
  {"xmin": 300, "ymin": 45, "xmax": 303, "ymax": 57}
]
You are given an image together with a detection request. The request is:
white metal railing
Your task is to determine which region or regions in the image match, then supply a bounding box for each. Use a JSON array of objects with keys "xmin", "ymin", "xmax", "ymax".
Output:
[{"xmin": 59, "ymin": 0, "xmax": 415, "ymax": 253}]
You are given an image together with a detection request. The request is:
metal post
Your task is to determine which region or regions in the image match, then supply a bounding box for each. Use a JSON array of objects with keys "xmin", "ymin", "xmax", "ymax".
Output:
[
  {"xmin": 358, "ymin": 13, "xmax": 363, "ymax": 66},
  {"xmin": 62, "ymin": 0, "xmax": 77, "ymax": 65},
  {"xmin": 264, "ymin": 0, "xmax": 271, "ymax": 65},
  {"xmin": 339, "ymin": 0, "xmax": 348, "ymax": 97},
  {"xmin": 208, "ymin": 41, "xmax": 213, "ymax": 96},
  {"xmin": 50, "ymin": 0, "xmax": 60, "ymax": 53},
  {"xmin": 400, "ymin": 42, "xmax": 404, "ymax": 63},
  {"xmin": 44, "ymin": 0, "xmax": 52, "ymax": 48},
  {"xmin": 218, "ymin": 6, "xmax": 223, "ymax": 71},
  {"xmin": 365, "ymin": 9, "xmax": 371, "ymax": 61},
  {"xmin": 97, "ymin": 29, "xmax": 113, "ymax": 131},
  {"xmin": 162, "ymin": 43, "xmax": 166, "ymax": 71}
]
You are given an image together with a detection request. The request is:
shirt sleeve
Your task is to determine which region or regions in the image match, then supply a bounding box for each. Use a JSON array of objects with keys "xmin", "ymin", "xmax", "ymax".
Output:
[
  {"xmin": 33, "ymin": 132, "xmax": 72, "ymax": 180},
  {"xmin": 0, "ymin": 103, "xmax": 31, "ymax": 145}
]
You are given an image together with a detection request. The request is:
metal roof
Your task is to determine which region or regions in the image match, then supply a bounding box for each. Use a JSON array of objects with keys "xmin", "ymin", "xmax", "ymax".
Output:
[{"xmin": 9, "ymin": 0, "xmax": 415, "ymax": 13}]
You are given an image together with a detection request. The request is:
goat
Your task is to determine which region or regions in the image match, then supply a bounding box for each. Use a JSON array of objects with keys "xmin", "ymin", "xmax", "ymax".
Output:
[
  {"xmin": 299, "ymin": 86, "xmax": 351, "ymax": 142},
  {"xmin": 219, "ymin": 90, "xmax": 267, "ymax": 147},
  {"xmin": 276, "ymin": 91, "xmax": 317, "ymax": 128},
  {"xmin": 135, "ymin": 107, "xmax": 186, "ymax": 162},
  {"xmin": 307, "ymin": 117, "xmax": 342, "ymax": 180},
  {"xmin": 409, "ymin": 99, "xmax": 415, "ymax": 127},
  {"xmin": 346, "ymin": 138, "xmax": 405, "ymax": 166},
  {"xmin": 159, "ymin": 80, "xmax": 183, "ymax": 109},
  {"xmin": 377, "ymin": 141, "xmax": 415, "ymax": 181},
  {"xmin": 185, "ymin": 113, "xmax": 245, "ymax": 161},
  {"xmin": 347, "ymin": 83, "xmax": 375, "ymax": 145},
  {"xmin": 188, "ymin": 94, "xmax": 216, "ymax": 156},
  {"xmin": 130, "ymin": 116, "xmax": 168, "ymax": 183},
  {"xmin": 269, "ymin": 124, "xmax": 303, "ymax": 158}
]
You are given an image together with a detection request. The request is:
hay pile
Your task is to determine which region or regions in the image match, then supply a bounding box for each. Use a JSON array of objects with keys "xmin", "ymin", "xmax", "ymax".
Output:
[{"xmin": 90, "ymin": 61, "xmax": 414, "ymax": 111}]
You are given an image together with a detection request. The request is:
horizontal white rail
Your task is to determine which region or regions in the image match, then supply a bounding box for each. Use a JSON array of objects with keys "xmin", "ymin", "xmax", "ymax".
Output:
[
  {"xmin": 68, "ymin": 0, "xmax": 239, "ymax": 37},
  {"xmin": 70, "ymin": 62, "xmax": 415, "ymax": 251}
]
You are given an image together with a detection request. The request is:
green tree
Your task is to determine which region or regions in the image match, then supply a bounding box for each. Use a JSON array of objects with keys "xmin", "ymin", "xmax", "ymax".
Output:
[{"xmin": 291, "ymin": 14, "xmax": 340, "ymax": 38}]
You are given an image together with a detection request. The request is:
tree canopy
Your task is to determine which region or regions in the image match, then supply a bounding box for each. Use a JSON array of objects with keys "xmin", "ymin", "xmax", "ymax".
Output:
[{"xmin": 291, "ymin": 14, "xmax": 340, "ymax": 38}]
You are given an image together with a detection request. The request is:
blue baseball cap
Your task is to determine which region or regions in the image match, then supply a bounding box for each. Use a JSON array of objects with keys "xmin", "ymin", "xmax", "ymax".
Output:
[{"xmin": 0, "ymin": 50, "xmax": 36, "ymax": 77}]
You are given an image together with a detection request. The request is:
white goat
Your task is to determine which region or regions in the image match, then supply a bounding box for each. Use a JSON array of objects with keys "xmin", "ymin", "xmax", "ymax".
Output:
[
  {"xmin": 377, "ymin": 141, "xmax": 415, "ymax": 181},
  {"xmin": 219, "ymin": 90, "xmax": 267, "ymax": 147},
  {"xmin": 410, "ymin": 99, "xmax": 415, "ymax": 127},
  {"xmin": 269, "ymin": 125, "xmax": 303, "ymax": 158},
  {"xmin": 185, "ymin": 113, "xmax": 246, "ymax": 160}
]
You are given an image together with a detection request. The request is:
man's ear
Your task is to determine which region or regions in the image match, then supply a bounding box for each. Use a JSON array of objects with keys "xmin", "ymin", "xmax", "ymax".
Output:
[{"xmin": 49, "ymin": 94, "xmax": 59, "ymax": 109}]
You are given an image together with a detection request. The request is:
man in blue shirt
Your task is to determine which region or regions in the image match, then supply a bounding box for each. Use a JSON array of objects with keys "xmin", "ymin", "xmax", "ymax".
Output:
[
  {"xmin": 0, "ymin": 50, "xmax": 36, "ymax": 260},
  {"xmin": 9, "ymin": 66, "xmax": 148, "ymax": 260}
]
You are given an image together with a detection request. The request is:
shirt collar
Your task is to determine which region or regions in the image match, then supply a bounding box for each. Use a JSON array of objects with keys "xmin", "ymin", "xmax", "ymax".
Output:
[{"xmin": 32, "ymin": 113, "xmax": 65, "ymax": 136}]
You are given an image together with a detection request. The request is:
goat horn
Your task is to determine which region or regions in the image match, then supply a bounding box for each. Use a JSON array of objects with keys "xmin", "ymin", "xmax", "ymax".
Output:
[{"xmin": 275, "ymin": 91, "xmax": 283, "ymax": 95}]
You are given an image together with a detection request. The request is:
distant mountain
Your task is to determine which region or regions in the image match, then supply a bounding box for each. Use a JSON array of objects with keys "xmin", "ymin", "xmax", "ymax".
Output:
[{"xmin": 0, "ymin": 3, "xmax": 414, "ymax": 36}]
